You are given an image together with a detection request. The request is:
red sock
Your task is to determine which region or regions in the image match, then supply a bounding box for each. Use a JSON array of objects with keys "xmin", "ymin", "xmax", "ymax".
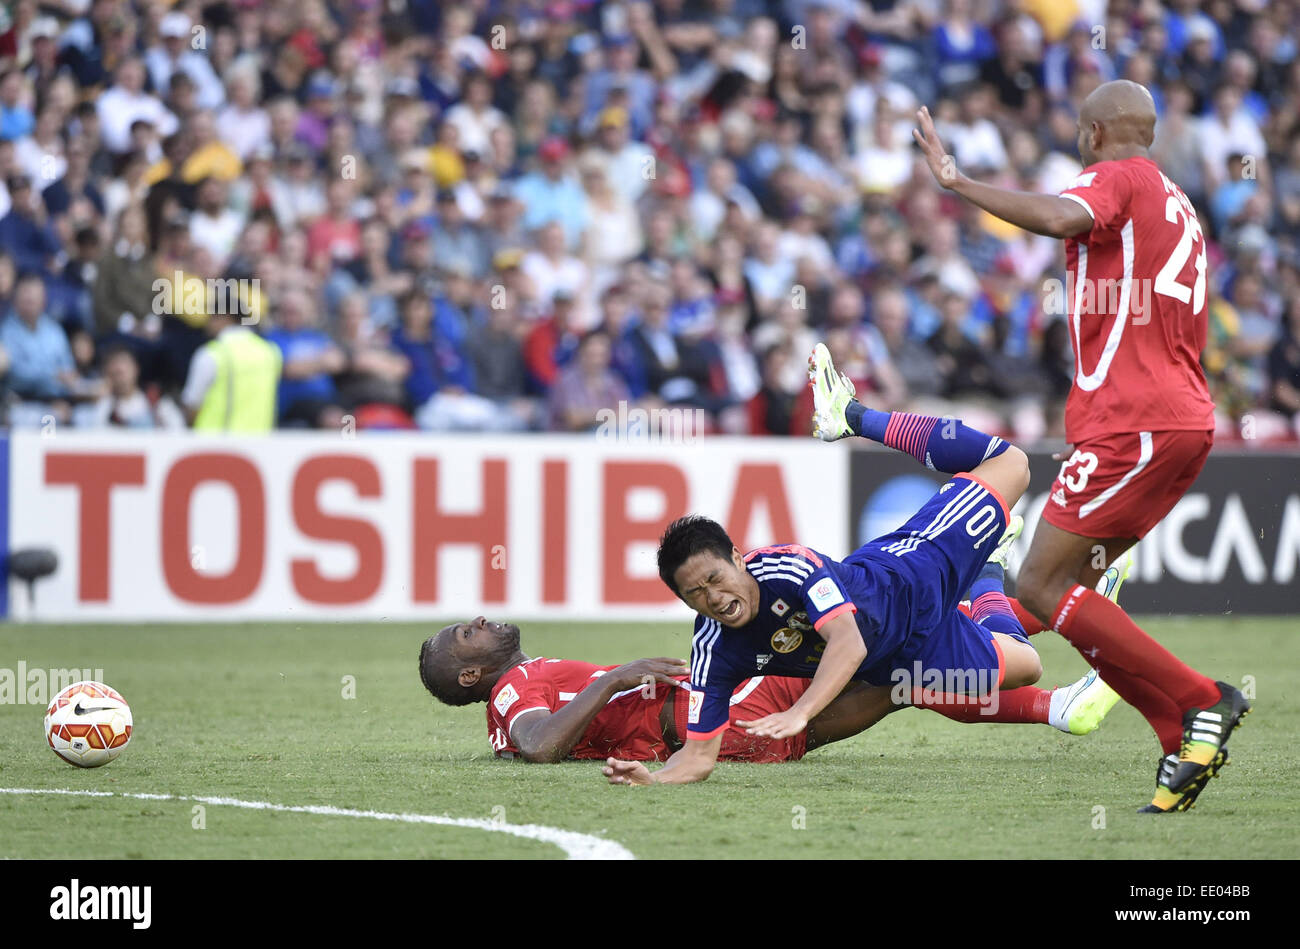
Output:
[
  {"xmin": 1009, "ymin": 597, "xmax": 1045, "ymax": 636},
  {"xmin": 1052, "ymin": 585, "xmax": 1219, "ymax": 711},
  {"xmin": 912, "ymin": 686, "xmax": 1052, "ymax": 724},
  {"xmin": 1092, "ymin": 663, "xmax": 1184, "ymax": 754}
]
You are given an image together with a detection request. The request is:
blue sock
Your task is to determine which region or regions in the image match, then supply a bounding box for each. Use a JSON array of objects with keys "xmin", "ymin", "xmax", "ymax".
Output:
[
  {"xmin": 846, "ymin": 405, "xmax": 1007, "ymax": 474},
  {"xmin": 969, "ymin": 563, "xmax": 1027, "ymax": 640}
]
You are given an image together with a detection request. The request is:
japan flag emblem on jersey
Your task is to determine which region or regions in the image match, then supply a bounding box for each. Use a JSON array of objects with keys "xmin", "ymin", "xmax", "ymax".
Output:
[
  {"xmin": 494, "ymin": 683, "xmax": 520, "ymax": 716},
  {"xmin": 771, "ymin": 599, "xmax": 790, "ymax": 617}
]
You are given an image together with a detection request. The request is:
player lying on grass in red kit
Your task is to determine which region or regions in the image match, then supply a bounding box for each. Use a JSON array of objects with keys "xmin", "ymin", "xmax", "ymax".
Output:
[{"xmin": 417, "ymin": 613, "xmax": 1118, "ymax": 764}]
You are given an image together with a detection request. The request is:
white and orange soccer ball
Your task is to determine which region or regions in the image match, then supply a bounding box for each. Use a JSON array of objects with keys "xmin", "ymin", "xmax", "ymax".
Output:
[{"xmin": 44, "ymin": 681, "xmax": 133, "ymax": 768}]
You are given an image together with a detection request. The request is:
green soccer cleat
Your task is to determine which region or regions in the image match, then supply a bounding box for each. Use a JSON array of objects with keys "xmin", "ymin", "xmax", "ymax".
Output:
[
  {"xmin": 1047, "ymin": 548, "xmax": 1131, "ymax": 735},
  {"xmin": 1170, "ymin": 681, "xmax": 1251, "ymax": 793},
  {"xmin": 1049, "ymin": 667, "xmax": 1121, "ymax": 735},
  {"xmin": 1139, "ymin": 747, "xmax": 1229, "ymax": 813},
  {"xmin": 808, "ymin": 343, "xmax": 857, "ymax": 441},
  {"xmin": 1095, "ymin": 548, "xmax": 1133, "ymax": 600},
  {"xmin": 987, "ymin": 515, "xmax": 1023, "ymax": 569}
]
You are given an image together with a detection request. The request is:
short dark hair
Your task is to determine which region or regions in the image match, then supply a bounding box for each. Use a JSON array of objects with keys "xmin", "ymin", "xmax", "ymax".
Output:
[
  {"xmin": 417, "ymin": 633, "xmax": 475, "ymax": 707},
  {"xmin": 657, "ymin": 514, "xmax": 735, "ymax": 595},
  {"xmin": 99, "ymin": 343, "xmax": 136, "ymax": 367}
]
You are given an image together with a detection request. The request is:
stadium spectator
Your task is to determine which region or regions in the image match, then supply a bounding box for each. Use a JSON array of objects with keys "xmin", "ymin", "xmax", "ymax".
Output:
[
  {"xmin": 0, "ymin": 175, "xmax": 59, "ymax": 275},
  {"xmin": 2, "ymin": 273, "xmax": 76, "ymax": 421},
  {"xmin": 871, "ymin": 283, "xmax": 942, "ymax": 403},
  {"xmin": 1200, "ymin": 85, "xmax": 1270, "ymax": 193},
  {"xmin": 585, "ymin": 105, "xmax": 655, "ymax": 205},
  {"xmin": 513, "ymin": 137, "xmax": 588, "ymax": 249},
  {"xmin": 443, "ymin": 71, "xmax": 507, "ymax": 158},
  {"xmin": 216, "ymin": 67, "xmax": 272, "ymax": 163},
  {"xmin": 92, "ymin": 207, "xmax": 155, "ymax": 333},
  {"xmin": 146, "ymin": 12, "xmax": 224, "ymax": 112},
  {"xmin": 1268, "ymin": 306, "xmax": 1300, "ymax": 432},
  {"xmin": 429, "ymin": 190, "xmax": 488, "ymax": 280},
  {"xmin": 44, "ymin": 135, "xmax": 104, "ymax": 223},
  {"xmin": 265, "ymin": 288, "xmax": 345, "ymax": 429},
  {"xmin": 0, "ymin": 68, "xmax": 34, "ymax": 141},
  {"xmin": 524, "ymin": 289, "xmax": 584, "ymax": 391},
  {"xmin": 393, "ymin": 288, "xmax": 488, "ymax": 431},
  {"xmin": 96, "ymin": 58, "xmax": 178, "ymax": 155},
  {"xmin": 464, "ymin": 297, "xmax": 535, "ymax": 431},
  {"xmin": 180, "ymin": 309, "xmax": 281, "ymax": 433},
  {"xmin": 548, "ymin": 329, "xmax": 630, "ymax": 432},
  {"xmin": 306, "ymin": 177, "xmax": 360, "ymax": 272},
  {"xmin": 579, "ymin": 158, "xmax": 643, "ymax": 275},
  {"xmin": 178, "ymin": 110, "xmax": 242, "ymax": 185},
  {"xmin": 747, "ymin": 341, "xmax": 809, "ymax": 437},
  {"xmin": 332, "ymin": 290, "xmax": 410, "ymax": 420},
  {"xmin": 522, "ymin": 219, "xmax": 592, "ymax": 326},
  {"xmin": 188, "ymin": 177, "xmax": 243, "ymax": 269},
  {"xmin": 78, "ymin": 345, "xmax": 184, "ymax": 430},
  {"xmin": 933, "ymin": 0, "xmax": 998, "ymax": 92}
]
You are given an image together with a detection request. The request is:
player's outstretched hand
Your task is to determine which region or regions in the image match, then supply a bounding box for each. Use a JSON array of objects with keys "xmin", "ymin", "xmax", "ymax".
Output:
[
  {"xmin": 735, "ymin": 709, "xmax": 808, "ymax": 740},
  {"xmin": 604, "ymin": 757, "xmax": 654, "ymax": 786},
  {"xmin": 608, "ymin": 658, "xmax": 690, "ymax": 692},
  {"xmin": 912, "ymin": 106, "xmax": 958, "ymax": 189}
]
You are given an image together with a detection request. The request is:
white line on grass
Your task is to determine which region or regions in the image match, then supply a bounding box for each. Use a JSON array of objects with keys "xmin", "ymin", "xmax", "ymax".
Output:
[{"xmin": 0, "ymin": 787, "xmax": 634, "ymax": 860}]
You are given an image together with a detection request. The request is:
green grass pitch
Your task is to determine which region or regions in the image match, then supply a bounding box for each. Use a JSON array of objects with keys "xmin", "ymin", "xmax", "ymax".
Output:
[{"xmin": 1, "ymin": 617, "xmax": 1294, "ymax": 859}]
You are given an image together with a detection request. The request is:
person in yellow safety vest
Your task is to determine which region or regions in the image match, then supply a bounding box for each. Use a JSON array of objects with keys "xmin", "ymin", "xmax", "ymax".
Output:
[{"xmin": 180, "ymin": 310, "xmax": 282, "ymax": 432}]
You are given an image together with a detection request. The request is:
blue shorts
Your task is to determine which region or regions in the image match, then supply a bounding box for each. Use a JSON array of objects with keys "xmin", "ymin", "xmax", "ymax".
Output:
[{"xmin": 845, "ymin": 473, "xmax": 1022, "ymax": 691}]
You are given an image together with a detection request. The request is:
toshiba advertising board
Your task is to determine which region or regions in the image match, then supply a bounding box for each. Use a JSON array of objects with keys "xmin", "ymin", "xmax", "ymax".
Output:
[{"xmin": 2, "ymin": 432, "xmax": 849, "ymax": 621}]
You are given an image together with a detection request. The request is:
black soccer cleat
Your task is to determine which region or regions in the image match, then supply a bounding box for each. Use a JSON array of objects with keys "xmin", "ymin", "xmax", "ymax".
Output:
[
  {"xmin": 1170, "ymin": 681, "xmax": 1250, "ymax": 793},
  {"xmin": 1138, "ymin": 746, "xmax": 1229, "ymax": 813}
]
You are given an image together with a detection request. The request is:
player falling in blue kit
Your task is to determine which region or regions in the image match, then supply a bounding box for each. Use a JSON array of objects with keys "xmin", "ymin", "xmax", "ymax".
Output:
[{"xmin": 604, "ymin": 344, "xmax": 1092, "ymax": 787}]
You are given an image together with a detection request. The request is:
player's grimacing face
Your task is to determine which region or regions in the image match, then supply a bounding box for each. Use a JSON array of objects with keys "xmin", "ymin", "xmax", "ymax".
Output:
[{"xmin": 673, "ymin": 550, "xmax": 757, "ymax": 628}]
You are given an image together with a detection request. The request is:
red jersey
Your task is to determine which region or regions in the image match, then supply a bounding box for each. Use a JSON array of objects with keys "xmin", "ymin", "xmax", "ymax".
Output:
[
  {"xmin": 1056, "ymin": 156, "xmax": 1215, "ymax": 443},
  {"xmin": 485, "ymin": 658, "xmax": 813, "ymax": 763},
  {"xmin": 487, "ymin": 658, "xmax": 680, "ymax": 762}
]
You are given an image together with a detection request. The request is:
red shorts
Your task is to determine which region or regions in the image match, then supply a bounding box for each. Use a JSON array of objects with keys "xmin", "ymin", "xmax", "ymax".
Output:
[
  {"xmin": 1041, "ymin": 429, "xmax": 1212, "ymax": 540},
  {"xmin": 673, "ymin": 676, "xmax": 812, "ymax": 762}
]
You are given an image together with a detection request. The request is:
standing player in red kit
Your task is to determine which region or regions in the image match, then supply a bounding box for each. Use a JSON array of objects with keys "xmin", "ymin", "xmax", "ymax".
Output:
[{"xmin": 913, "ymin": 79, "xmax": 1250, "ymax": 812}]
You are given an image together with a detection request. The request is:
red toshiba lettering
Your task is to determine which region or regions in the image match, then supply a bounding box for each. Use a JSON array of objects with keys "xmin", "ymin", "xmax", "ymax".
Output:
[
  {"xmin": 726, "ymin": 463, "xmax": 797, "ymax": 550},
  {"xmin": 542, "ymin": 459, "xmax": 567, "ymax": 604},
  {"xmin": 161, "ymin": 454, "xmax": 265, "ymax": 603},
  {"xmin": 291, "ymin": 455, "xmax": 384, "ymax": 604},
  {"xmin": 44, "ymin": 453, "xmax": 145, "ymax": 601},
  {"xmin": 602, "ymin": 461, "xmax": 686, "ymax": 604},
  {"xmin": 412, "ymin": 458, "xmax": 507, "ymax": 603}
]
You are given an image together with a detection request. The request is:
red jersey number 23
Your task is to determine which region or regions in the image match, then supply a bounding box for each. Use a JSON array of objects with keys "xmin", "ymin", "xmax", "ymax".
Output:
[{"xmin": 1154, "ymin": 173, "xmax": 1207, "ymax": 315}]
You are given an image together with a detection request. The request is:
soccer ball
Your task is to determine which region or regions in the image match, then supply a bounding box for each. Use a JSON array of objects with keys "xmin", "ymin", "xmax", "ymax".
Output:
[{"xmin": 44, "ymin": 681, "xmax": 133, "ymax": 768}]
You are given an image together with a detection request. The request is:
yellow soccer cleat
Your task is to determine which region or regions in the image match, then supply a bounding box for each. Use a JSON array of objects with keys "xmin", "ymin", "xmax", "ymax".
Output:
[{"xmin": 807, "ymin": 343, "xmax": 857, "ymax": 442}]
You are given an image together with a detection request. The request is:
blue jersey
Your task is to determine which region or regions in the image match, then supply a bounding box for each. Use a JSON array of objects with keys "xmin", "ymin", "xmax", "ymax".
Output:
[
  {"xmin": 686, "ymin": 475, "xmax": 1018, "ymax": 741},
  {"xmin": 687, "ymin": 543, "xmax": 896, "ymax": 740}
]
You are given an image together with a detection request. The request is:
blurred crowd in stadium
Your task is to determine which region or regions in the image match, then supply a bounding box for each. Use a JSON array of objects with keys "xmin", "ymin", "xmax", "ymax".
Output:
[{"xmin": 0, "ymin": 0, "xmax": 1299, "ymax": 441}]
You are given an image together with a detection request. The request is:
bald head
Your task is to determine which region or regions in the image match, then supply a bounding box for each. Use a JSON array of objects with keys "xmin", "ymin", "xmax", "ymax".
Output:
[{"xmin": 1077, "ymin": 80, "xmax": 1157, "ymax": 165}]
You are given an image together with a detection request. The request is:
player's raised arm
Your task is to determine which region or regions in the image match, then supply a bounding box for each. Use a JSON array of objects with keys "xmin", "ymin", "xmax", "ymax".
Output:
[
  {"xmin": 912, "ymin": 105, "xmax": 1093, "ymax": 239},
  {"xmin": 737, "ymin": 608, "xmax": 867, "ymax": 740},
  {"xmin": 604, "ymin": 732, "xmax": 722, "ymax": 786},
  {"xmin": 512, "ymin": 658, "xmax": 688, "ymax": 763}
]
